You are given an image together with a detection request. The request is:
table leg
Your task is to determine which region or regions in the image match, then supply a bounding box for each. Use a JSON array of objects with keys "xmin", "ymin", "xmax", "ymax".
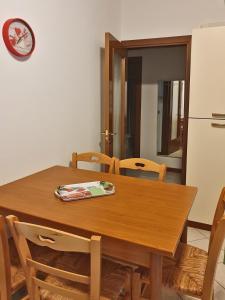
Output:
[
  {"xmin": 150, "ymin": 253, "xmax": 162, "ymax": 300},
  {"xmin": 181, "ymin": 221, "xmax": 188, "ymax": 243}
]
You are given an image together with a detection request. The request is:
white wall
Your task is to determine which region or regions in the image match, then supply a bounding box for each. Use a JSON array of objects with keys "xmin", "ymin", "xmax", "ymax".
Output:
[
  {"xmin": 0, "ymin": 0, "xmax": 121, "ymax": 185},
  {"xmin": 128, "ymin": 47, "xmax": 185, "ymax": 168},
  {"xmin": 121, "ymin": 0, "xmax": 225, "ymax": 39}
]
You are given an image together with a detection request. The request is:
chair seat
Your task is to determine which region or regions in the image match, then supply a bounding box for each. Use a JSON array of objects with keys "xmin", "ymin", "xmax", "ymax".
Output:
[
  {"xmin": 29, "ymin": 241, "xmax": 60, "ymax": 265},
  {"xmin": 9, "ymin": 238, "xmax": 60, "ymax": 293},
  {"xmin": 40, "ymin": 253, "xmax": 132, "ymax": 300},
  {"xmin": 164, "ymin": 243, "xmax": 208, "ymax": 297},
  {"xmin": 140, "ymin": 243, "xmax": 208, "ymax": 298}
]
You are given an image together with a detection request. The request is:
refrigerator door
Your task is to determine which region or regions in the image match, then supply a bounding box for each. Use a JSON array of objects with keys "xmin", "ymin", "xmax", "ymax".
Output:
[
  {"xmin": 189, "ymin": 27, "xmax": 225, "ymax": 119},
  {"xmin": 187, "ymin": 118, "xmax": 225, "ymax": 224}
]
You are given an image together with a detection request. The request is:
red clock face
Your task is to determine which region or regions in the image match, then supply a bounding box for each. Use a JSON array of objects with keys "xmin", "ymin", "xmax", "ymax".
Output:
[{"xmin": 2, "ymin": 18, "xmax": 35, "ymax": 57}]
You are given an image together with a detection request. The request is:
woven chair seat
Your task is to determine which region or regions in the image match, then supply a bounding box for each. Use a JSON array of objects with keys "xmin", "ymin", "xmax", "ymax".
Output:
[
  {"xmin": 140, "ymin": 243, "xmax": 208, "ymax": 298},
  {"xmin": 9, "ymin": 238, "xmax": 60, "ymax": 265},
  {"xmin": 40, "ymin": 252, "xmax": 132, "ymax": 300},
  {"xmin": 29, "ymin": 241, "xmax": 60, "ymax": 265},
  {"xmin": 164, "ymin": 243, "xmax": 208, "ymax": 297},
  {"xmin": 8, "ymin": 238, "xmax": 60, "ymax": 292}
]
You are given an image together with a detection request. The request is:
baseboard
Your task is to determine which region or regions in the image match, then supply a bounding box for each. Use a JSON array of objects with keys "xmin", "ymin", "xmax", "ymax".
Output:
[
  {"xmin": 188, "ymin": 220, "xmax": 212, "ymax": 231},
  {"xmin": 167, "ymin": 167, "xmax": 182, "ymax": 173}
]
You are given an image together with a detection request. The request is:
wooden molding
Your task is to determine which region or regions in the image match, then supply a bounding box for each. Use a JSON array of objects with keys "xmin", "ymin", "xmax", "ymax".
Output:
[
  {"xmin": 121, "ymin": 35, "xmax": 192, "ymax": 49},
  {"xmin": 188, "ymin": 220, "xmax": 211, "ymax": 231},
  {"xmin": 181, "ymin": 36, "xmax": 192, "ymax": 185},
  {"xmin": 127, "ymin": 56, "xmax": 142, "ymax": 158},
  {"xmin": 167, "ymin": 167, "xmax": 182, "ymax": 173}
]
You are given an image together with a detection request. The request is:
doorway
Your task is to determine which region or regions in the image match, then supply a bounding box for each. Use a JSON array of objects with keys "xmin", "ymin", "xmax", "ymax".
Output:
[
  {"xmin": 103, "ymin": 34, "xmax": 191, "ymax": 184},
  {"xmin": 125, "ymin": 45, "xmax": 187, "ymax": 183}
]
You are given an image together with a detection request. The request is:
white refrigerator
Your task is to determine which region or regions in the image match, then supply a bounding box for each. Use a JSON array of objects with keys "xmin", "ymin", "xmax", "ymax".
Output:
[{"xmin": 187, "ymin": 26, "xmax": 225, "ymax": 225}]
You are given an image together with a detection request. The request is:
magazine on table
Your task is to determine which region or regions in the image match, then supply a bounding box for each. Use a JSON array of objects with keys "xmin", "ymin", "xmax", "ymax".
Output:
[{"xmin": 55, "ymin": 181, "xmax": 115, "ymax": 201}]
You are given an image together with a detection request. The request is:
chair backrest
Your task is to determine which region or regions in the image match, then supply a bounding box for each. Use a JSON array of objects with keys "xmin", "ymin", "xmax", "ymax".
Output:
[
  {"xmin": 6, "ymin": 215, "xmax": 101, "ymax": 300},
  {"xmin": 71, "ymin": 152, "xmax": 115, "ymax": 173},
  {"xmin": 115, "ymin": 158, "xmax": 167, "ymax": 181},
  {"xmin": 0, "ymin": 215, "xmax": 11, "ymax": 300},
  {"xmin": 202, "ymin": 187, "xmax": 225, "ymax": 299}
]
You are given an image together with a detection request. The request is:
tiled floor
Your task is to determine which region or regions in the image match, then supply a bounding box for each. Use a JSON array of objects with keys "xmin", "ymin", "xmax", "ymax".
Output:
[{"xmin": 162, "ymin": 227, "xmax": 225, "ymax": 300}]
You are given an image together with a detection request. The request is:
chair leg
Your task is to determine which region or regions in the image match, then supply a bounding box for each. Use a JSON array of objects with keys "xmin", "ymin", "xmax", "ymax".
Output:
[
  {"xmin": 132, "ymin": 272, "xmax": 141, "ymax": 300},
  {"xmin": 34, "ymin": 285, "xmax": 41, "ymax": 300}
]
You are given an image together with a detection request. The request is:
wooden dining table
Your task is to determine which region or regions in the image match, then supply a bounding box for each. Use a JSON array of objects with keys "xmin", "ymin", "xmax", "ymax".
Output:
[{"xmin": 0, "ymin": 166, "xmax": 197, "ymax": 300}]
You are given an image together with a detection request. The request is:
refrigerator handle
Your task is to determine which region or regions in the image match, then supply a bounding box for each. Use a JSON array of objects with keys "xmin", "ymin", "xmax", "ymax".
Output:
[
  {"xmin": 211, "ymin": 123, "xmax": 225, "ymax": 128},
  {"xmin": 212, "ymin": 113, "xmax": 225, "ymax": 118}
]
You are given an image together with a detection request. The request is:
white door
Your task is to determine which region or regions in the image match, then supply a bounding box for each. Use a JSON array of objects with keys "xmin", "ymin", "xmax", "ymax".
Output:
[
  {"xmin": 189, "ymin": 26, "xmax": 225, "ymax": 118},
  {"xmin": 187, "ymin": 118, "xmax": 225, "ymax": 224}
]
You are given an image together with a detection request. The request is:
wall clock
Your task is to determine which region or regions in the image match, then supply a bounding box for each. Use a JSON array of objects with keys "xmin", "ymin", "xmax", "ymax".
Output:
[{"xmin": 2, "ymin": 18, "xmax": 35, "ymax": 57}]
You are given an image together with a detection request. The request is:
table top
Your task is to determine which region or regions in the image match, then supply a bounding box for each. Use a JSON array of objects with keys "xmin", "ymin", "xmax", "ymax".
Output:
[{"xmin": 0, "ymin": 166, "xmax": 197, "ymax": 257}]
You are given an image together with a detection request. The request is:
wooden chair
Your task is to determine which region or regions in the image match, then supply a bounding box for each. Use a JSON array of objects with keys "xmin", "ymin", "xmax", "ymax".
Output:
[
  {"xmin": 6, "ymin": 215, "xmax": 132, "ymax": 300},
  {"xmin": 0, "ymin": 215, "xmax": 26, "ymax": 300},
  {"xmin": 0, "ymin": 215, "xmax": 60, "ymax": 300},
  {"xmin": 71, "ymin": 152, "xmax": 115, "ymax": 173},
  {"xmin": 115, "ymin": 158, "xmax": 167, "ymax": 181},
  {"xmin": 132, "ymin": 187, "xmax": 225, "ymax": 300}
]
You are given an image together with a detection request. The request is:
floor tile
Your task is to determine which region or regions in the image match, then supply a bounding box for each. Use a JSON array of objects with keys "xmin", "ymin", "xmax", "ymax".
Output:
[
  {"xmin": 142, "ymin": 286, "xmax": 182, "ymax": 299},
  {"xmin": 214, "ymin": 281, "xmax": 225, "ymax": 300},
  {"xmin": 192, "ymin": 228, "xmax": 225, "ymax": 249},
  {"xmin": 216, "ymin": 263, "xmax": 225, "ymax": 288},
  {"xmin": 197, "ymin": 229, "xmax": 225, "ymax": 250},
  {"xmin": 189, "ymin": 238, "xmax": 224, "ymax": 263},
  {"xmin": 188, "ymin": 237, "xmax": 209, "ymax": 251},
  {"xmin": 217, "ymin": 249, "xmax": 224, "ymax": 264},
  {"xmin": 197, "ymin": 229, "xmax": 225, "ymax": 249},
  {"xmin": 197, "ymin": 229, "xmax": 211, "ymax": 239},
  {"xmin": 187, "ymin": 227, "xmax": 206, "ymax": 242},
  {"xmin": 161, "ymin": 287, "xmax": 181, "ymax": 299}
]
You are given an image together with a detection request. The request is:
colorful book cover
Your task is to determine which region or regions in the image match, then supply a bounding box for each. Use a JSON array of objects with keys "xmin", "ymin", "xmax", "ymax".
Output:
[{"xmin": 55, "ymin": 181, "xmax": 115, "ymax": 201}]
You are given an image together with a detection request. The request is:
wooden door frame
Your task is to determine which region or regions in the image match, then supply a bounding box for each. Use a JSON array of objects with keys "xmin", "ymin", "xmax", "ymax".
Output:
[
  {"xmin": 121, "ymin": 35, "xmax": 192, "ymax": 184},
  {"xmin": 160, "ymin": 81, "xmax": 172, "ymax": 156},
  {"xmin": 161, "ymin": 80, "xmax": 184, "ymax": 155},
  {"xmin": 127, "ymin": 56, "xmax": 142, "ymax": 158},
  {"xmin": 103, "ymin": 33, "xmax": 127, "ymax": 158}
]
